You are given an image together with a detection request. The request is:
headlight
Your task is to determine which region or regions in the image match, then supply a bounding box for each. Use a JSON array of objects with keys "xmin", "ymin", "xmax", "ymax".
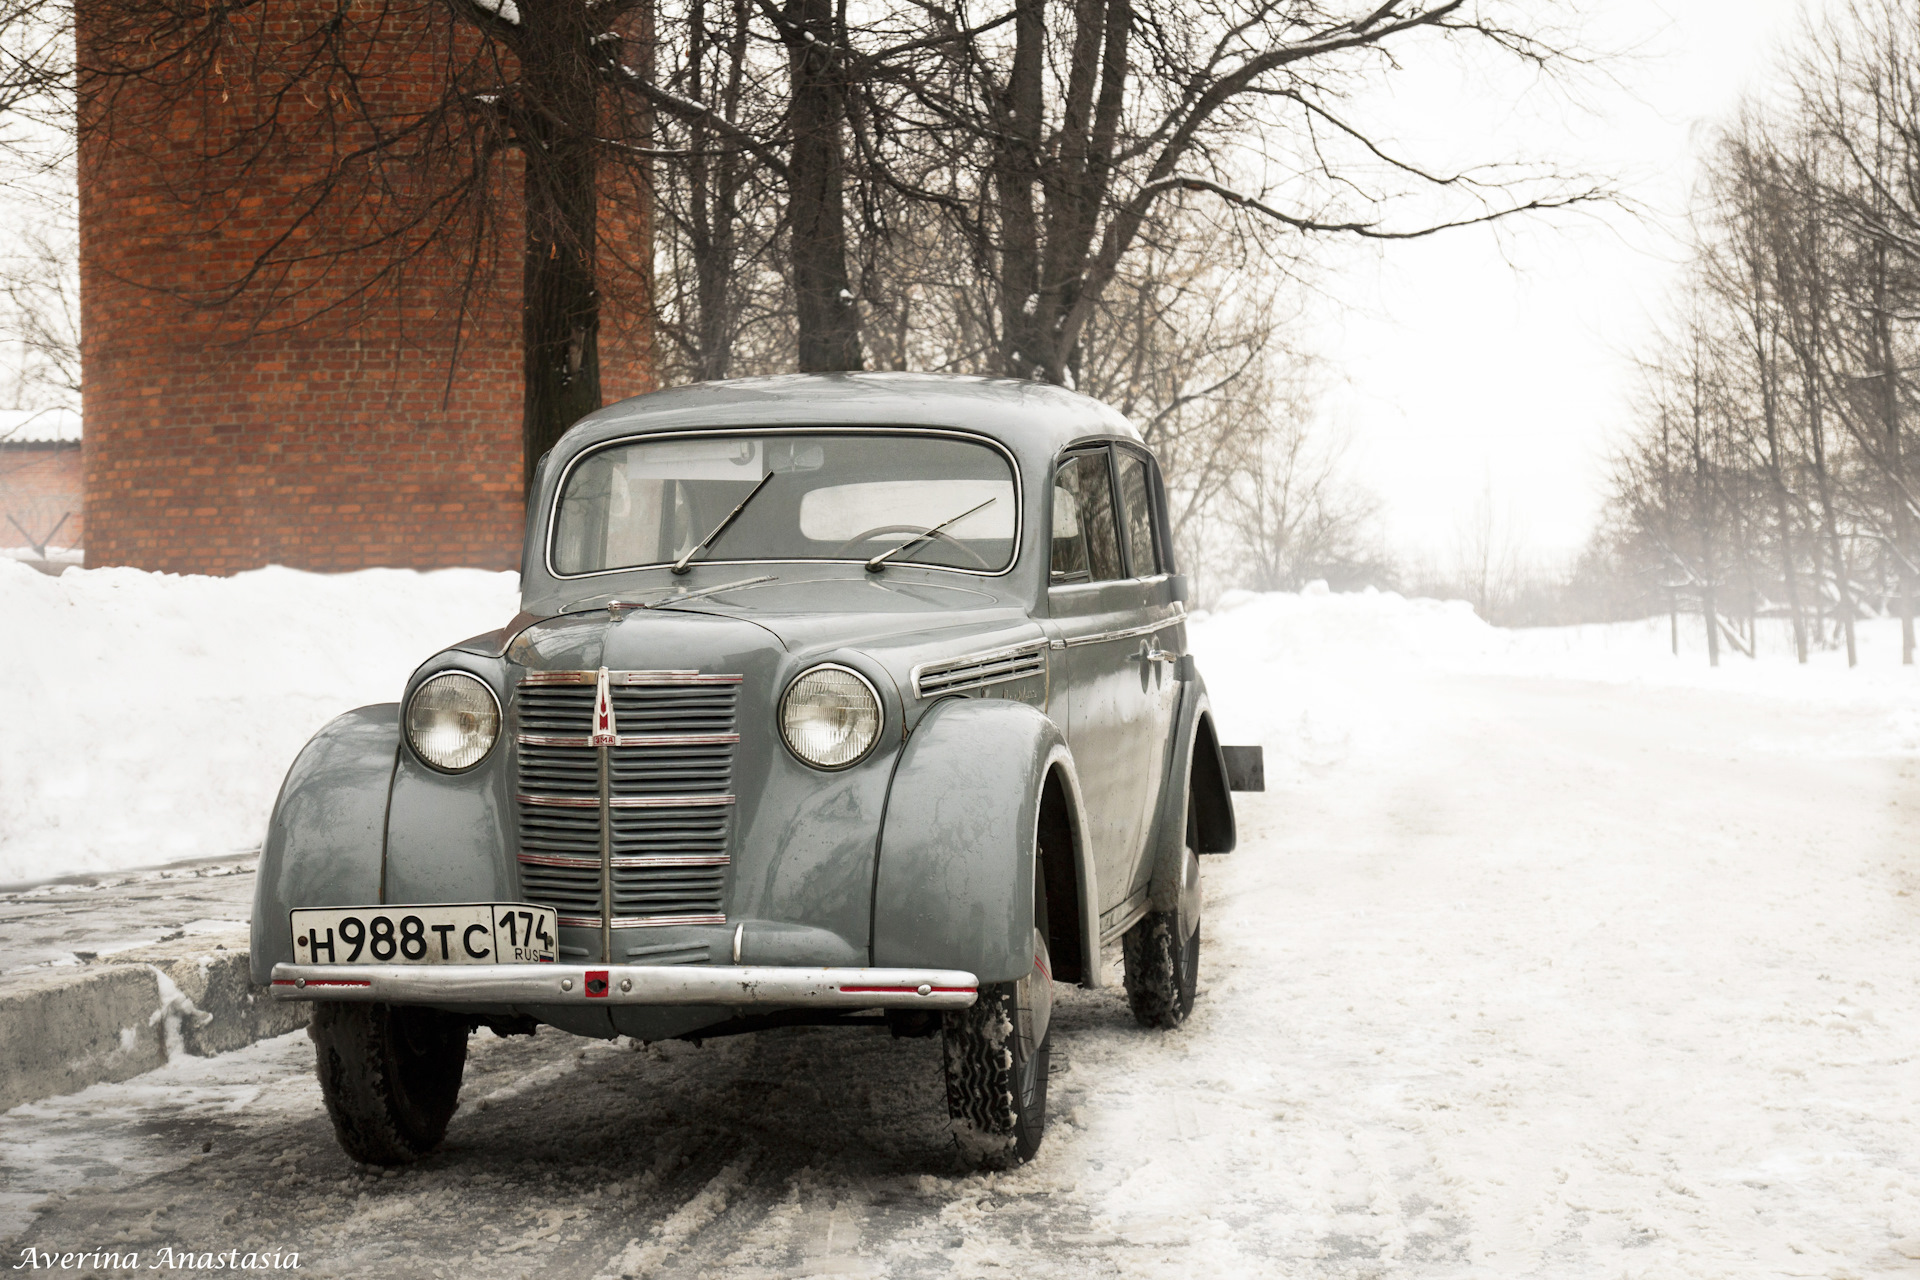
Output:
[
  {"xmin": 406, "ymin": 672, "xmax": 501, "ymax": 771},
  {"xmin": 780, "ymin": 664, "xmax": 882, "ymax": 769}
]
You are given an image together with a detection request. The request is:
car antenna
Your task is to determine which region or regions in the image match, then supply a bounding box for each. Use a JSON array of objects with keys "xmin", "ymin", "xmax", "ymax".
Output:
[
  {"xmin": 671, "ymin": 471, "xmax": 775, "ymax": 575},
  {"xmin": 865, "ymin": 497, "xmax": 996, "ymax": 572}
]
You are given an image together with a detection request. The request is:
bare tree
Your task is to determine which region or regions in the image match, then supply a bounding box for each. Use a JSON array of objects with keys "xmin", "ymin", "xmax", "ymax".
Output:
[
  {"xmin": 880, "ymin": 0, "xmax": 1605, "ymax": 388},
  {"xmin": 1209, "ymin": 354, "xmax": 1383, "ymax": 594},
  {"xmin": 1703, "ymin": 120, "xmax": 1809, "ymax": 661},
  {"xmin": 0, "ymin": 187, "xmax": 77, "ymax": 409}
]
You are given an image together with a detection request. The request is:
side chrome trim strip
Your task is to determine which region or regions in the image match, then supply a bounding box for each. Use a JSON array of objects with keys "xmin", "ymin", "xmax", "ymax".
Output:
[
  {"xmin": 271, "ymin": 961, "xmax": 982, "ymax": 1009},
  {"xmin": 1060, "ymin": 608, "xmax": 1189, "ymax": 649}
]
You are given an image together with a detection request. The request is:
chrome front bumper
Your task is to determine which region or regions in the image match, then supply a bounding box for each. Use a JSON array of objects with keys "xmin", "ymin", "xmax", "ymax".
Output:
[{"xmin": 268, "ymin": 962, "xmax": 979, "ymax": 1010}]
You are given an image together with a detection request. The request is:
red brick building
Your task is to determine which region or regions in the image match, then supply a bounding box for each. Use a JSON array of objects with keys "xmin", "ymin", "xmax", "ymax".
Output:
[
  {"xmin": 77, "ymin": 1, "xmax": 653, "ymax": 576},
  {"xmin": 1, "ymin": 410, "xmax": 84, "ymax": 558}
]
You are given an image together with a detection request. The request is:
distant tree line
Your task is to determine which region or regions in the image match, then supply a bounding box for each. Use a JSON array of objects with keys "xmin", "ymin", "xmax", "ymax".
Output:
[{"xmin": 1596, "ymin": 0, "xmax": 1920, "ymax": 665}]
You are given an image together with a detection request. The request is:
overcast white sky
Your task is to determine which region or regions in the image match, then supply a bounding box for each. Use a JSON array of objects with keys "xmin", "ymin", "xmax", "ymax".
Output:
[{"xmin": 1311, "ymin": 0, "xmax": 1814, "ymax": 568}]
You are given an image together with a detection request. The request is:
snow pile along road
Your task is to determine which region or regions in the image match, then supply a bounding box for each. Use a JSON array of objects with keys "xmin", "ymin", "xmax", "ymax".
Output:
[{"xmin": 0, "ymin": 560, "xmax": 520, "ymax": 885}]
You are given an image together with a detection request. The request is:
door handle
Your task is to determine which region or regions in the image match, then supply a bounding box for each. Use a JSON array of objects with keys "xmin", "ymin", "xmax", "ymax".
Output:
[{"xmin": 1130, "ymin": 647, "xmax": 1179, "ymax": 663}]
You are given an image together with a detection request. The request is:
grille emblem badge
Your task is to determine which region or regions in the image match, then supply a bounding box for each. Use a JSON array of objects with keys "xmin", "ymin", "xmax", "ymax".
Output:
[{"xmin": 590, "ymin": 666, "xmax": 617, "ymax": 747}]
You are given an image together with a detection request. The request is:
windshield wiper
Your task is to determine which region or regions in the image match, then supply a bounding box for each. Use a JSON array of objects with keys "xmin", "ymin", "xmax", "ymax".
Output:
[
  {"xmin": 865, "ymin": 497, "xmax": 996, "ymax": 572},
  {"xmin": 603, "ymin": 574, "xmax": 779, "ymax": 614},
  {"xmin": 671, "ymin": 472, "xmax": 775, "ymax": 575}
]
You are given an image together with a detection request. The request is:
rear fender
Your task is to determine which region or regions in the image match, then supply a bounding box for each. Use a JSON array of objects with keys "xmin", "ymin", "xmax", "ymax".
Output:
[
  {"xmin": 871, "ymin": 699, "xmax": 1100, "ymax": 986},
  {"xmin": 249, "ymin": 706, "xmax": 399, "ymax": 985},
  {"xmin": 1145, "ymin": 675, "xmax": 1237, "ymax": 925}
]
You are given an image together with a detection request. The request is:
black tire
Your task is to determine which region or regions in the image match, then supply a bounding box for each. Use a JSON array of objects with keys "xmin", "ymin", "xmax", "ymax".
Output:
[
  {"xmin": 942, "ymin": 976, "xmax": 1050, "ymax": 1169},
  {"xmin": 309, "ymin": 1003, "xmax": 469, "ymax": 1165},
  {"xmin": 943, "ymin": 866, "xmax": 1053, "ymax": 1169},
  {"xmin": 1123, "ymin": 846, "xmax": 1201, "ymax": 1029}
]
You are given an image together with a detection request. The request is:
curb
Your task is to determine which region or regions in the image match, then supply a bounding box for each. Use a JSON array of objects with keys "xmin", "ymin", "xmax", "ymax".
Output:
[{"xmin": 0, "ymin": 933, "xmax": 307, "ymax": 1113}]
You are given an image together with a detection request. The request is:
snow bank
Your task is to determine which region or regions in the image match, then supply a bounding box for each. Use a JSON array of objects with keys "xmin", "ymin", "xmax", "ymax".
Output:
[
  {"xmin": 1189, "ymin": 586, "xmax": 1505, "ymax": 791},
  {"xmin": 1188, "ymin": 584, "xmax": 1920, "ymax": 789},
  {"xmin": 1198, "ymin": 583, "xmax": 1502, "ymax": 670},
  {"xmin": 0, "ymin": 560, "xmax": 520, "ymax": 884}
]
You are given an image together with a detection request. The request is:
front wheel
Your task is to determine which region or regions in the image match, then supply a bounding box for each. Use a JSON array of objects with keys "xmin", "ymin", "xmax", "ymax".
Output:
[
  {"xmin": 943, "ymin": 926, "xmax": 1053, "ymax": 1169},
  {"xmin": 309, "ymin": 1003, "xmax": 469, "ymax": 1165}
]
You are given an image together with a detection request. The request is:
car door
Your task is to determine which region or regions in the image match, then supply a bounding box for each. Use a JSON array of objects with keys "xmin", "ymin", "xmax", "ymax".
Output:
[
  {"xmin": 1046, "ymin": 445, "xmax": 1164, "ymax": 916},
  {"xmin": 1112, "ymin": 445, "xmax": 1187, "ymax": 899}
]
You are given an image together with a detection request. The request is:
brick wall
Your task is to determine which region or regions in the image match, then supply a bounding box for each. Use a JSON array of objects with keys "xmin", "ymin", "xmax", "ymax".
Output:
[
  {"xmin": 0, "ymin": 443, "xmax": 84, "ymax": 551},
  {"xmin": 77, "ymin": 0, "xmax": 653, "ymax": 576}
]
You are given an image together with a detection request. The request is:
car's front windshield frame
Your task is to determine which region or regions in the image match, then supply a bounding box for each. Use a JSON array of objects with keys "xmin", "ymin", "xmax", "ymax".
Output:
[{"xmin": 543, "ymin": 426, "xmax": 1025, "ymax": 581}]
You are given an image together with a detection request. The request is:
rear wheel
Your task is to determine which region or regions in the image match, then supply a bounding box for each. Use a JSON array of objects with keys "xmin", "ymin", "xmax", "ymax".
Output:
[
  {"xmin": 309, "ymin": 1003, "xmax": 468, "ymax": 1165},
  {"xmin": 1123, "ymin": 845, "xmax": 1201, "ymax": 1028},
  {"xmin": 943, "ymin": 867, "xmax": 1053, "ymax": 1168}
]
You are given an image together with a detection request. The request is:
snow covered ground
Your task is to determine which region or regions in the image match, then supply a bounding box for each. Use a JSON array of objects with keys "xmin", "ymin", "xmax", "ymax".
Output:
[
  {"xmin": 0, "ymin": 560, "xmax": 520, "ymax": 885},
  {"xmin": 6, "ymin": 573, "xmax": 1920, "ymax": 1275}
]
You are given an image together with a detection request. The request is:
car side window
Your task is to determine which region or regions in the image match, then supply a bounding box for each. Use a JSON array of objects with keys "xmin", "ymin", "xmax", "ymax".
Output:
[
  {"xmin": 1051, "ymin": 450, "xmax": 1124, "ymax": 585},
  {"xmin": 1115, "ymin": 450, "xmax": 1162, "ymax": 578}
]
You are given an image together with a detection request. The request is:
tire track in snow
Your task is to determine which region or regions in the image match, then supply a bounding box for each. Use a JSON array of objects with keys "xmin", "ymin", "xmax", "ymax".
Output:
[{"xmin": 596, "ymin": 1149, "xmax": 755, "ymax": 1280}]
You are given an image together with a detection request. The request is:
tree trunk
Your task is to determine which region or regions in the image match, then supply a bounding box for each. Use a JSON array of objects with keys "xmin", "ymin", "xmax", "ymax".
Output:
[
  {"xmin": 520, "ymin": 14, "xmax": 605, "ymax": 491},
  {"xmin": 682, "ymin": 0, "xmax": 748, "ymax": 382},
  {"xmin": 991, "ymin": 0, "xmax": 1045, "ymax": 378},
  {"xmin": 783, "ymin": 0, "xmax": 861, "ymax": 373},
  {"xmin": 1757, "ymin": 338, "xmax": 1807, "ymax": 662},
  {"xmin": 1691, "ymin": 346, "xmax": 1719, "ymax": 669},
  {"xmin": 1872, "ymin": 243, "xmax": 1915, "ymax": 663},
  {"xmin": 1803, "ymin": 339, "xmax": 1856, "ymax": 665}
]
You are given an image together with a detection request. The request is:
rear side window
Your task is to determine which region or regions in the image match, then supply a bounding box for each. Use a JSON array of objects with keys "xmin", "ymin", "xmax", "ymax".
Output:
[
  {"xmin": 1051, "ymin": 451, "xmax": 1123, "ymax": 584},
  {"xmin": 1115, "ymin": 450, "xmax": 1162, "ymax": 577}
]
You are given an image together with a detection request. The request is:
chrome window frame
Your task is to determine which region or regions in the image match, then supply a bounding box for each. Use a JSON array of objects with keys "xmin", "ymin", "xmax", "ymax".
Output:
[
  {"xmin": 1111, "ymin": 442, "xmax": 1169, "ymax": 578},
  {"xmin": 544, "ymin": 426, "xmax": 1026, "ymax": 582},
  {"xmin": 1046, "ymin": 439, "xmax": 1173, "ymax": 589},
  {"xmin": 1046, "ymin": 443, "xmax": 1127, "ymax": 587}
]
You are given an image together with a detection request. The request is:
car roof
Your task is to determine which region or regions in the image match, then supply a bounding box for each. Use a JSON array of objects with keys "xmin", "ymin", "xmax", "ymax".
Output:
[{"xmin": 559, "ymin": 372, "xmax": 1142, "ymax": 460}]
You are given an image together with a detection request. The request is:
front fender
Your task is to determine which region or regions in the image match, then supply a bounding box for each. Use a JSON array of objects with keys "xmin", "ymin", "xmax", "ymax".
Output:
[
  {"xmin": 872, "ymin": 699, "xmax": 1090, "ymax": 985},
  {"xmin": 250, "ymin": 705, "xmax": 400, "ymax": 985}
]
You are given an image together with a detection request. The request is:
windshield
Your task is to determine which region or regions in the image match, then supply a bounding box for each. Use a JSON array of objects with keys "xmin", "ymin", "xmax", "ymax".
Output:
[{"xmin": 550, "ymin": 432, "xmax": 1019, "ymax": 577}]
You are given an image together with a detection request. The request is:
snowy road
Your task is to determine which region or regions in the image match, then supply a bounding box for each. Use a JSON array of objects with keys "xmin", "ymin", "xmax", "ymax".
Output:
[{"xmin": 7, "ymin": 609, "xmax": 1920, "ymax": 1276}]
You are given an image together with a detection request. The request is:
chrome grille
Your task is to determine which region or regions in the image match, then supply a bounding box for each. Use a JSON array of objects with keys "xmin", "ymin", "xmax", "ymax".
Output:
[{"xmin": 513, "ymin": 670, "xmax": 740, "ymax": 933}]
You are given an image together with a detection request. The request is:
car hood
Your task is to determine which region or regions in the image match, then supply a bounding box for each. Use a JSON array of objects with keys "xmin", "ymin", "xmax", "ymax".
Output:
[
  {"xmin": 498, "ymin": 606, "xmax": 783, "ymax": 677},
  {"xmin": 651, "ymin": 574, "xmax": 1033, "ymax": 654}
]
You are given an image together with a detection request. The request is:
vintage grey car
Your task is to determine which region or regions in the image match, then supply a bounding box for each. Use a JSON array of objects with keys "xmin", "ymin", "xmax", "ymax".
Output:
[{"xmin": 255, "ymin": 372, "xmax": 1259, "ymax": 1169}]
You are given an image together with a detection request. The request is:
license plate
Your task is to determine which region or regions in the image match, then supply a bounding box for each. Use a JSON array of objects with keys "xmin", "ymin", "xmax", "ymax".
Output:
[{"xmin": 290, "ymin": 904, "xmax": 558, "ymax": 965}]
